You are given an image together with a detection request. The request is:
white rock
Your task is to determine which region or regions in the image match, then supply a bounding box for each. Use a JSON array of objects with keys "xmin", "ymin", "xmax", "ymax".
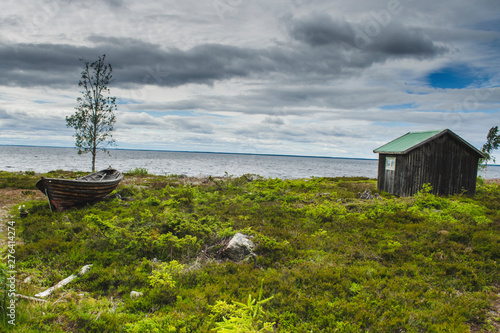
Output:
[
  {"xmin": 130, "ymin": 291, "xmax": 143, "ymax": 298},
  {"xmin": 224, "ymin": 233, "xmax": 255, "ymax": 261}
]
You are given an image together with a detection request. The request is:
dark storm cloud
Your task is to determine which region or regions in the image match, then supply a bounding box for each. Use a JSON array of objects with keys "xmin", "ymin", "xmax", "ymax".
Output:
[
  {"xmin": 287, "ymin": 13, "xmax": 447, "ymax": 58},
  {"xmin": 0, "ymin": 36, "xmax": 325, "ymax": 88},
  {"xmin": 0, "ymin": 38, "xmax": 271, "ymax": 88},
  {"xmin": 116, "ymin": 43, "xmax": 266, "ymax": 87},
  {"xmin": 369, "ymin": 24, "xmax": 447, "ymax": 57},
  {"xmin": 288, "ymin": 14, "xmax": 354, "ymax": 46},
  {"xmin": 0, "ymin": 12, "xmax": 447, "ymax": 90},
  {"xmin": 0, "ymin": 43, "xmax": 92, "ymax": 87}
]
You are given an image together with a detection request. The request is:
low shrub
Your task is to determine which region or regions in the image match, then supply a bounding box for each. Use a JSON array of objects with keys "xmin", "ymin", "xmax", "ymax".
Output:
[{"xmin": 2, "ymin": 171, "xmax": 498, "ymax": 332}]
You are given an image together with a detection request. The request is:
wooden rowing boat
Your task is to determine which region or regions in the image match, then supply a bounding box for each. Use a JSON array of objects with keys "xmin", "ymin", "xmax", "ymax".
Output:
[{"xmin": 36, "ymin": 167, "xmax": 123, "ymax": 211}]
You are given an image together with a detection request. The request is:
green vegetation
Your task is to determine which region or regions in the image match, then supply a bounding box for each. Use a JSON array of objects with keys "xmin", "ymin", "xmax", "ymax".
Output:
[
  {"xmin": 0, "ymin": 171, "xmax": 40, "ymax": 189},
  {"xmin": 125, "ymin": 168, "xmax": 149, "ymax": 177},
  {"xmin": 1, "ymin": 171, "xmax": 499, "ymax": 332},
  {"xmin": 0, "ymin": 170, "xmax": 88, "ymax": 189},
  {"xmin": 211, "ymin": 279, "xmax": 275, "ymax": 332}
]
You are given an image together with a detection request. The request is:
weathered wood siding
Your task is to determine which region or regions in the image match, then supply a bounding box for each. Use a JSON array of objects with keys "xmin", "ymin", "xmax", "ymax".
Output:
[
  {"xmin": 377, "ymin": 155, "xmax": 396, "ymax": 195},
  {"xmin": 377, "ymin": 155, "xmax": 386, "ymax": 193},
  {"xmin": 377, "ymin": 133, "xmax": 480, "ymax": 196}
]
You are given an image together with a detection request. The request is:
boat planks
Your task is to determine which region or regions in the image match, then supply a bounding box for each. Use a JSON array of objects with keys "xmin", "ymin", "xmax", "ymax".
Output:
[{"xmin": 36, "ymin": 167, "xmax": 123, "ymax": 211}]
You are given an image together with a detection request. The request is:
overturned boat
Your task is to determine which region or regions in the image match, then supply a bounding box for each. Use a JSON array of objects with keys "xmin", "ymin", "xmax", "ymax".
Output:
[{"xmin": 36, "ymin": 167, "xmax": 123, "ymax": 211}]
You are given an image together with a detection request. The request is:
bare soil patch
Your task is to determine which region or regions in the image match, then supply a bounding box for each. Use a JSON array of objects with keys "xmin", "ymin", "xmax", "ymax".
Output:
[
  {"xmin": 485, "ymin": 178, "xmax": 500, "ymax": 185},
  {"xmin": 0, "ymin": 189, "xmax": 45, "ymax": 218}
]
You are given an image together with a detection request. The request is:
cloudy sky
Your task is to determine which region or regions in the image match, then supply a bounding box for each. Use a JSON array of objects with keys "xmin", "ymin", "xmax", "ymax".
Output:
[{"xmin": 1, "ymin": 0, "xmax": 499, "ymax": 160}]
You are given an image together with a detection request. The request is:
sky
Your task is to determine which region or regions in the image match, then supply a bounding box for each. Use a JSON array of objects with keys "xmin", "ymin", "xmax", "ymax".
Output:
[{"xmin": 0, "ymin": 0, "xmax": 499, "ymax": 161}]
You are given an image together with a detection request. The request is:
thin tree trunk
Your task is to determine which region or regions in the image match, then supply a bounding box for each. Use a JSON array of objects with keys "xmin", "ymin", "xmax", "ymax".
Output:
[
  {"xmin": 92, "ymin": 86, "xmax": 98, "ymax": 172},
  {"xmin": 92, "ymin": 117, "xmax": 96, "ymax": 172}
]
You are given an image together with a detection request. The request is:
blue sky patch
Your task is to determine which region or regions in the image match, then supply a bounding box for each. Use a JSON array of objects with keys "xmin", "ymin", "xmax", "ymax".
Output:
[
  {"xmin": 380, "ymin": 103, "xmax": 418, "ymax": 110},
  {"xmin": 427, "ymin": 64, "xmax": 485, "ymax": 89},
  {"xmin": 116, "ymin": 98, "xmax": 141, "ymax": 105},
  {"xmin": 405, "ymin": 90, "xmax": 429, "ymax": 95}
]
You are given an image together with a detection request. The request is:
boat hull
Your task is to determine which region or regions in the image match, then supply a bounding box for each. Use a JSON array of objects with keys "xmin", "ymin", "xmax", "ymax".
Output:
[{"xmin": 36, "ymin": 168, "xmax": 123, "ymax": 211}]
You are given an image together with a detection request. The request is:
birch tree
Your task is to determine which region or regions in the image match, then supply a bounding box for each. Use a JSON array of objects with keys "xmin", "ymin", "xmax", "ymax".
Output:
[{"xmin": 66, "ymin": 54, "xmax": 117, "ymax": 172}]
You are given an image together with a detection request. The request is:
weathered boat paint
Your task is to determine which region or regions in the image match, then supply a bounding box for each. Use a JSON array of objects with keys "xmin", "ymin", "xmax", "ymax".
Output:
[{"xmin": 36, "ymin": 167, "xmax": 123, "ymax": 211}]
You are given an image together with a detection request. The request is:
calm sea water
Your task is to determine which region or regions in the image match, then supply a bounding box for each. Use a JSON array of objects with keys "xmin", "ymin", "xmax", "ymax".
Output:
[{"xmin": 1, "ymin": 146, "xmax": 499, "ymax": 179}]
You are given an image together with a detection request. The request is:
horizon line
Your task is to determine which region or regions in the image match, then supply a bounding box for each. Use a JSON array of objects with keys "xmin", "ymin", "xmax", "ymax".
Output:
[{"xmin": 0, "ymin": 144, "xmax": 379, "ymax": 161}]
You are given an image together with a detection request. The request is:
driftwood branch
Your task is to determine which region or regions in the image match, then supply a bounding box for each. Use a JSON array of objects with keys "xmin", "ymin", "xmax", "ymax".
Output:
[
  {"xmin": 35, "ymin": 264, "xmax": 93, "ymax": 298},
  {"xmin": 35, "ymin": 275, "xmax": 77, "ymax": 298},
  {"xmin": 16, "ymin": 294, "xmax": 48, "ymax": 302}
]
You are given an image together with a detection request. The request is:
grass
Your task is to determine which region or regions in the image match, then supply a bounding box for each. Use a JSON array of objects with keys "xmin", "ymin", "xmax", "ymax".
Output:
[
  {"xmin": 1, "ymin": 171, "xmax": 499, "ymax": 332},
  {"xmin": 0, "ymin": 170, "xmax": 88, "ymax": 189}
]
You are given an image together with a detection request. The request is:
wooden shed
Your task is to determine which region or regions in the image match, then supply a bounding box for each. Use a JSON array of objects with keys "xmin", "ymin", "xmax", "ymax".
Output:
[{"xmin": 373, "ymin": 129, "xmax": 485, "ymax": 196}]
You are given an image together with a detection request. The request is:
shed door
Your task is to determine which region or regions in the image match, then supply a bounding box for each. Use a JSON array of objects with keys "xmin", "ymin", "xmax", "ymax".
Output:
[{"xmin": 384, "ymin": 157, "xmax": 396, "ymax": 194}]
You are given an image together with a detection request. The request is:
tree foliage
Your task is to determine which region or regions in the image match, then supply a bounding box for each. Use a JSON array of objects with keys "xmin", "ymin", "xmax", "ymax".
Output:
[
  {"xmin": 66, "ymin": 54, "xmax": 117, "ymax": 172},
  {"xmin": 481, "ymin": 126, "xmax": 500, "ymax": 175}
]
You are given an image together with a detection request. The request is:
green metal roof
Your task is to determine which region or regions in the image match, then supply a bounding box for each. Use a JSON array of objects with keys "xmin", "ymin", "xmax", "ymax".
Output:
[
  {"xmin": 373, "ymin": 129, "xmax": 486, "ymax": 157},
  {"xmin": 374, "ymin": 130, "xmax": 444, "ymax": 154}
]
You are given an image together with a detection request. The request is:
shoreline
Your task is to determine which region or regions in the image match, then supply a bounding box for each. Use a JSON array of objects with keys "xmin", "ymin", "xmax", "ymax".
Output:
[
  {"xmin": 2, "ymin": 169, "xmax": 500, "ymax": 184},
  {"xmin": 2, "ymin": 146, "xmax": 500, "ymax": 179}
]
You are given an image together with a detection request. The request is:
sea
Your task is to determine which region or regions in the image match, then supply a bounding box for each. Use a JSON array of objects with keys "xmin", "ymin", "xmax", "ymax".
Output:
[{"xmin": 1, "ymin": 146, "xmax": 500, "ymax": 179}]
